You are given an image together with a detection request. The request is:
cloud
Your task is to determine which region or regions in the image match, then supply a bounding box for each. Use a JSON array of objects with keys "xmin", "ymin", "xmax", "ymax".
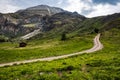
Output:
[
  {"xmin": 86, "ymin": 3, "xmax": 120, "ymax": 17},
  {"xmin": 0, "ymin": 0, "xmax": 120, "ymax": 17},
  {"xmin": 64, "ymin": 0, "xmax": 120, "ymax": 17},
  {"xmin": 92, "ymin": 0, "xmax": 120, "ymax": 5},
  {"xmin": 64, "ymin": 0, "xmax": 92, "ymax": 13},
  {"xmin": 0, "ymin": 0, "xmax": 21, "ymax": 13},
  {"xmin": 57, "ymin": 0, "xmax": 63, "ymax": 5}
]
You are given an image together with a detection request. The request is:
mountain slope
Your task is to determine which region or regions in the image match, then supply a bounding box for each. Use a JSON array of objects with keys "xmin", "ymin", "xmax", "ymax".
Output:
[
  {"xmin": 0, "ymin": 5, "xmax": 120, "ymax": 40},
  {"xmin": 0, "ymin": 5, "xmax": 66, "ymax": 38},
  {"xmin": 0, "ymin": 13, "xmax": 35, "ymax": 38},
  {"xmin": 74, "ymin": 13, "xmax": 120, "ymax": 35},
  {"xmin": 0, "ymin": 5, "xmax": 120, "ymax": 80},
  {"xmin": 16, "ymin": 5, "xmax": 65, "ymax": 17},
  {"xmin": 0, "ymin": 34, "xmax": 102, "ymax": 67},
  {"xmin": 0, "ymin": 29, "xmax": 120, "ymax": 80},
  {"xmin": 30, "ymin": 12, "xmax": 120, "ymax": 40}
]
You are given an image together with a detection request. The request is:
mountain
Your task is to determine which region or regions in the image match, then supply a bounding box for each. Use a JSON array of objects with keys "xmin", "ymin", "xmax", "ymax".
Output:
[
  {"xmin": 0, "ymin": 5, "xmax": 86, "ymax": 39},
  {"xmin": 41, "ymin": 11, "xmax": 86, "ymax": 31},
  {"xmin": 0, "ymin": 5, "xmax": 120, "ymax": 41},
  {"xmin": 31, "ymin": 12, "xmax": 120, "ymax": 40},
  {"xmin": 0, "ymin": 5, "xmax": 65, "ymax": 38},
  {"xmin": 75, "ymin": 13, "xmax": 120, "ymax": 35},
  {"xmin": 16, "ymin": 5, "xmax": 65, "ymax": 17},
  {"xmin": 0, "ymin": 5, "xmax": 120, "ymax": 80},
  {"xmin": 0, "ymin": 13, "xmax": 35, "ymax": 38}
]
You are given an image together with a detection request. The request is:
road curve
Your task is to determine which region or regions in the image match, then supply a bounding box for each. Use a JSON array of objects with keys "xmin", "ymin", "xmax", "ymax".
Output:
[{"xmin": 0, "ymin": 34, "xmax": 103, "ymax": 67}]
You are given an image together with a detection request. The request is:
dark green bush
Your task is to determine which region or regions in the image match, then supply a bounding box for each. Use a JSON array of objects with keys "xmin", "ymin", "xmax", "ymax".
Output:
[{"xmin": 61, "ymin": 32, "xmax": 67, "ymax": 41}]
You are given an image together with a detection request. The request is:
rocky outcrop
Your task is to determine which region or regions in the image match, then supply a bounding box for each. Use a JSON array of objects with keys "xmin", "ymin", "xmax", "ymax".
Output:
[
  {"xmin": 16, "ymin": 5, "xmax": 65, "ymax": 17},
  {"xmin": 41, "ymin": 11, "xmax": 86, "ymax": 31},
  {"xmin": 0, "ymin": 5, "xmax": 67, "ymax": 38},
  {"xmin": 0, "ymin": 14, "xmax": 35, "ymax": 38}
]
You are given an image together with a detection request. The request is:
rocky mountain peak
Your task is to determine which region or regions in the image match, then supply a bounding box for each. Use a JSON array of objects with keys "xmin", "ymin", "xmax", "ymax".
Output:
[
  {"xmin": 27, "ymin": 5, "xmax": 50, "ymax": 10},
  {"xmin": 16, "ymin": 5, "xmax": 65, "ymax": 16}
]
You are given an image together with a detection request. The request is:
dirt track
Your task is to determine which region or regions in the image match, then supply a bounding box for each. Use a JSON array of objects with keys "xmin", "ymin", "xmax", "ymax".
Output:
[{"xmin": 0, "ymin": 34, "xmax": 103, "ymax": 67}]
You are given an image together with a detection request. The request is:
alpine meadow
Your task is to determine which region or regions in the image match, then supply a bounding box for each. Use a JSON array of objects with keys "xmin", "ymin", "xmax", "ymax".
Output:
[{"xmin": 0, "ymin": 1, "xmax": 120, "ymax": 80}]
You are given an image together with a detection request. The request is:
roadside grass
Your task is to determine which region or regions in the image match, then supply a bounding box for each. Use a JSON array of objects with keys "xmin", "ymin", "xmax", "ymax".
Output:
[
  {"xmin": 0, "ymin": 35, "xmax": 93, "ymax": 63},
  {"xmin": 0, "ymin": 29, "xmax": 120, "ymax": 80}
]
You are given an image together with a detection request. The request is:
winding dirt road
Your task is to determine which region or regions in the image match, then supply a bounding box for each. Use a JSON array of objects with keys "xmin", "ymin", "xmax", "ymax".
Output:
[{"xmin": 0, "ymin": 34, "xmax": 103, "ymax": 67}]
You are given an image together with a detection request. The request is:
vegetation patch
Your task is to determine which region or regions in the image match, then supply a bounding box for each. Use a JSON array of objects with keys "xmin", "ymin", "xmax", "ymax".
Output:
[
  {"xmin": 0, "ymin": 35, "xmax": 93, "ymax": 63},
  {"xmin": 0, "ymin": 29, "xmax": 120, "ymax": 80}
]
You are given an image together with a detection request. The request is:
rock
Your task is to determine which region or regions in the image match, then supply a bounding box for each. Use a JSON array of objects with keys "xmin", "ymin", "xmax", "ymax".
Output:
[{"xmin": 19, "ymin": 42, "xmax": 27, "ymax": 47}]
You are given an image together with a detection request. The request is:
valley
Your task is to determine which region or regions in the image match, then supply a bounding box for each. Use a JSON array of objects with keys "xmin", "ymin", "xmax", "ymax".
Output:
[
  {"xmin": 0, "ymin": 29, "xmax": 120, "ymax": 80},
  {"xmin": 0, "ymin": 34, "xmax": 93, "ymax": 64},
  {"xmin": 0, "ymin": 4, "xmax": 120, "ymax": 80},
  {"xmin": 0, "ymin": 34, "xmax": 103, "ymax": 67}
]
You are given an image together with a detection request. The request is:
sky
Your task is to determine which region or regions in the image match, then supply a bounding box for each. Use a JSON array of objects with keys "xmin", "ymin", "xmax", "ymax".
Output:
[{"xmin": 0, "ymin": 0, "xmax": 120, "ymax": 17}]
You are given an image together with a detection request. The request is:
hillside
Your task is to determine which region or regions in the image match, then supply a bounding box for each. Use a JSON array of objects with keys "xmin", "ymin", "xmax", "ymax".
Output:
[
  {"xmin": 1, "ymin": 5, "xmax": 120, "ymax": 40},
  {"xmin": 76, "ymin": 13, "xmax": 120, "ymax": 34},
  {"xmin": 29, "ymin": 12, "xmax": 120, "ymax": 40},
  {"xmin": 0, "ymin": 28, "xmax": 120, "ymax": 80},
  {"xmin": 0, "ymin": 5, "xmax": 120, "ymax": 80},
  {"xmin": 0, "ymin": 5, "xmax": 66, "ymax": 39},
  {"xmin": 16, "ymin": 5, "xmax": 65, "ymax": 17}
]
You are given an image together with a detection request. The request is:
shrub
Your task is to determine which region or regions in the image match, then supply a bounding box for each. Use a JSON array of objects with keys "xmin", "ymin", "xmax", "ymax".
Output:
[
  {"xmin": 0, "ymin": 35, "xmax": 9, "ymax": 42},
  {"xmin": 21, "ymin": 70, "xmax": 27, "ymax": 75},
  {"xmin": 61, "ymin": 32, "xmax": 67, "ymax": 41},
  {"xmin": 62, "ymin": 62, "xmax": 67, "ymax": 65},
  {"xmin": 94, "ymin": 28, "xmax": 99, "ymax": 33},
  {"xmin": 57, "ymin": 65, "xmax": 75, "ymax": 71}
]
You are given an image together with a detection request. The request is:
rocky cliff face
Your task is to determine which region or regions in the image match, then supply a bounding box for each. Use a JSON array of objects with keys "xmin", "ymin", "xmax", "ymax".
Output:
[
  {"xmin": 16, "ymin": 5, "xmax": 65, "ymax": 17},
  {"xmin": 0, "ymin": 5, "xmax": 65, "ymax": 38},
  {"xmin": 41, "ymin": 11, "xmax": 86, "ymax": 31},
  {"xmin": 0, "ymin": 5, "xmax": 85, "ymax": 38},
  {"xmin": 0, "ymin": 13, "xmax": 35, "ymax": 38},
  {"xmin": 0, "ymin": 5, "xmax": 120, "ymax": 39}
]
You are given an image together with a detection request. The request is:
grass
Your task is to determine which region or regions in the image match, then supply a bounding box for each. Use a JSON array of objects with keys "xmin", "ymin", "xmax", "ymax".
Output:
[
  {"xmin": 0, "ymin": 35, "xmax": 93, "ymax": 63},
  {"xmin": 0, "ymin": 29, "xmax": 120, "ymax": 80}
]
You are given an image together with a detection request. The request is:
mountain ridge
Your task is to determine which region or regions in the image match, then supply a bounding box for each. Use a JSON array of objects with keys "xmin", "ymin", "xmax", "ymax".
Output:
[
  {"xmin": 0, "ymin": 5, "xmax": 120, "ymax": 41},
  {"xmin": 16, "ymin": 5, "xmax": 65, "ymax": 17}
]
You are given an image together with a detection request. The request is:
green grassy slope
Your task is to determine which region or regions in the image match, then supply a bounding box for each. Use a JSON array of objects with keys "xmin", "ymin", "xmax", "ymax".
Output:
[
  {"xmin": 0, "ymin": 35, "xmax": 93, "ymax": 63},
  {"xmin": 76, "ymin": 13, "xmax": 120, "ymax": 35},
  {"xmin": 0, "ymin": 12, "xmax": 120, "ymax": 80},
  {"xmin": 31, "ymin": 13, "xmax": 120, "ymax": 40},
  {"xmin": 0, "ymin": 29, "xmax": 120, "ymax": 80}
]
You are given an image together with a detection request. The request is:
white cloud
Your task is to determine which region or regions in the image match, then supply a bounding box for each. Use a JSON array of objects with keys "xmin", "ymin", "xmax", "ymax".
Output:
[
  {"xmin": 64, "ymin": 0, "xmax": 92, "ymax": 13},
  {"xmin": 64, "ymin": 0, "xmax": 120, "ymax": 17},
  {"xmin": 64, "ymin": 0, "xmax": 80, "ymax": 12},
  {"xmin": 0, "ymin": 0, "xmax": 120, "ymax": 17},
  {"xmin": 0, "ymin": 0, "xmax": 21, "ymax": 13},
  {"xmin": 86, "ymin": 3, "xmax": 120, "ymax": 17},
  {"xmin": 57, "ymin": 0, "xmax": 63, "ymax": 5}
]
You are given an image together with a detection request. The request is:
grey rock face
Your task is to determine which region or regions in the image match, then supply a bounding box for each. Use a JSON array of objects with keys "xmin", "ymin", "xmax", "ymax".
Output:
[
  {"xmin": 0, "ymin": 5, "xmax": 86, "ymax": 38},
  {"xmin": 17, "ymin": 5, "xmax": 65, "ymax": 16}
]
